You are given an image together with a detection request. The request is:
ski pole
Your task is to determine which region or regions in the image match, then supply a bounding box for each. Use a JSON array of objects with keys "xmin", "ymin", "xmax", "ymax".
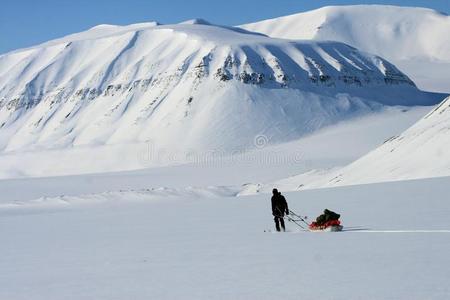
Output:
[
  {"xmin": 275, "ymin": 208, "xmax": 307, "ymax": 230},
  {"xmin": 289, "ymin": 209, "xmax": 310, "ymax": 226},
  {"xmin": 286, "ymin": 215, "xmax": 307, "ymax": 229},
  {"xmin": 289, "ymin": 209, "xmax": 307, "ymax": 221}
]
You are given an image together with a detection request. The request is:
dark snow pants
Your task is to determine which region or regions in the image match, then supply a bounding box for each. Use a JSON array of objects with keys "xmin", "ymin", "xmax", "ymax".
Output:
[{"xmin": 274, "ymin": 216, "xmax": 285, "ymax": 232}]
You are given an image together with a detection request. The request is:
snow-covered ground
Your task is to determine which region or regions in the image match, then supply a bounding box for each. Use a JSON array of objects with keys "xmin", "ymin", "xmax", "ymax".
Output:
[
  {"xmin": 0, "ymin": 105, "xmax": 430, "ymax": 188},
  {"xmin": 0, "ymin": 103, "xmax": 448, "ymax": 299},
  {"xmin": 1, "ymin": 176, "xmax": 450, "ymax": 300},
  {"xmin": 1, "ymin": 5, "xmax": 450, "ymax": 299}
]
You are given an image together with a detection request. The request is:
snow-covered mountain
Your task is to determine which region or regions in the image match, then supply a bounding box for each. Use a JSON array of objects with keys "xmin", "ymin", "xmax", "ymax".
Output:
[
  {"xmin": 241, "ymin": 5, "xmax": 450, "ymax": 93},
  {"xmin": 0, "ymin": 21, "xmax": 440, "ymax": 153},
  {"xmin": 321, "ymin": 95, "xmax": 450, "ymax": 186}
]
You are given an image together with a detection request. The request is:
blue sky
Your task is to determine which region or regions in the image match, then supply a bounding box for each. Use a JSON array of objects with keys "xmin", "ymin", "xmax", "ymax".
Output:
[{"xmin": 1, "ymin": 0, "xmax": 449, "ymax": 54}]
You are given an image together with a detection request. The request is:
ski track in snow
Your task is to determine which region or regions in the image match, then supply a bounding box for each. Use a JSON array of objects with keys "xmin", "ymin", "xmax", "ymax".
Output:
[
  {"xmin": 346, "ymin": 230, "xmax": 450, "ymax": 233},
  {"xmin": 265, "ymin": 229, "xmax": 450, "ymax": 234}
]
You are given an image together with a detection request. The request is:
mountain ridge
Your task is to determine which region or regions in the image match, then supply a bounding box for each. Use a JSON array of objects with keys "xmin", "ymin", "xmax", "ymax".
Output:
[
  {"xmin": 240, "ymin": 5, "xmax": 450, "ymax": 93},
  {"xmin": 0, "ymin": 21, "xmax": 443, "ymax": 155}
]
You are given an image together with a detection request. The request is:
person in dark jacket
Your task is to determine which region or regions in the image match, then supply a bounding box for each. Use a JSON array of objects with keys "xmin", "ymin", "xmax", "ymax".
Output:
[{"xmin": 271, "ymin": 188, "xmax": 289, "ymax": 231}]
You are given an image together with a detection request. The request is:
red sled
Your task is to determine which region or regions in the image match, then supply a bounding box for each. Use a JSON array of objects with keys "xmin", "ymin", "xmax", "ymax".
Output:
[{"xmin": 309, "ymin": 219, "xmax": 343, "ymax": 232}]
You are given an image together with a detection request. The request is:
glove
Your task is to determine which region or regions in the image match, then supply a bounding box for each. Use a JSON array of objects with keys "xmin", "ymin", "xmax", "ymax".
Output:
[{"xmin": 286, "ymin": 210, "xmax": 289, "ymax": 215}]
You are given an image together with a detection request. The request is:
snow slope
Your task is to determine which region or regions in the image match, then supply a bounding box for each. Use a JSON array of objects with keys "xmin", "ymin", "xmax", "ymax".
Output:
[
  {"xmin": 241, "ymin": 5, "xmax": 450, "ymax": 93},
  {"xmin": 320, "ymin": 96, "xmax": 450, "ymax": 186},
  {"xmin": 0, "ymin": 21, "xmax": 440, "ymax": 155},
  {"xmin": 1, "ymin": 175, "xmax": 450, "ymax": 300},
  {"xmin": 239, "ymin": 95, "xmax": 450, "ymax": 192},
  {"xmin": 0, "ymin": 105, "xmax": 431, "ymax": 180}
]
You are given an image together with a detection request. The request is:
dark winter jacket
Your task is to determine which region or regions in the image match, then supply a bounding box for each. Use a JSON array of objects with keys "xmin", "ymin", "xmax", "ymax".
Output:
[{"xmin": 271, "ymin": 193, "xmax": 289, "ymax": 217}]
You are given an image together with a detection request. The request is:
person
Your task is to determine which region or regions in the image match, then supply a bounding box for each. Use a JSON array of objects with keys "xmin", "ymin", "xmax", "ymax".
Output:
[{"xmin": 271, "ymin": 188, "xmax": 289, "ymax": 232}]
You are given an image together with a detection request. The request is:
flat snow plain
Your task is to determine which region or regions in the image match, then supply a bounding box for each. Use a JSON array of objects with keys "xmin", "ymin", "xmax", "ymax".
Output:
[{"xmin": 1, "ymin": 176, "xmax": 450, "ymax": 300}]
